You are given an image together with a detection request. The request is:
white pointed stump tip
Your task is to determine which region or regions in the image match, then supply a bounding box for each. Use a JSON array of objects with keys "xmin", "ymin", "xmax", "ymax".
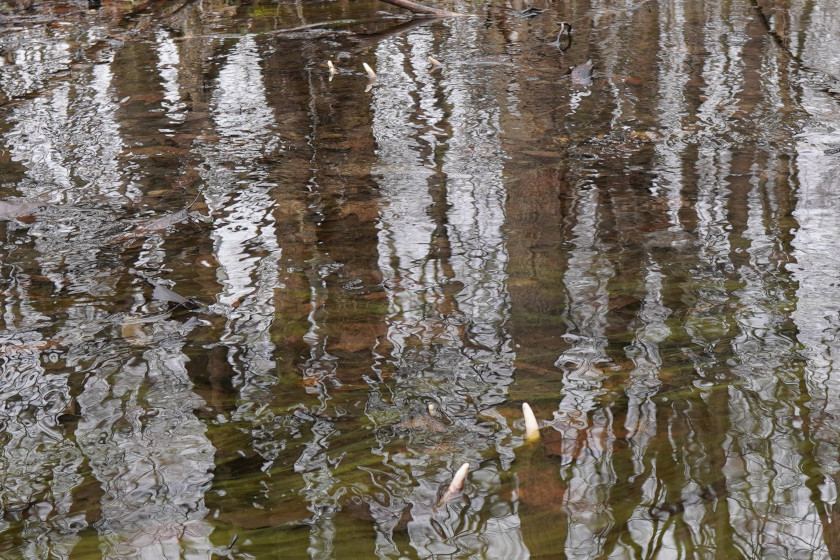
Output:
[
  {"xmin": 438, "ymin": 462, "xmax": 470, "ymax": 505},
  {"xmin": 363, "ymin": 62, "xmax": 377, "ymax": 79},
  {"xmin": 522, "ymin": 402, "xmax": 540, "ymax": 441}
]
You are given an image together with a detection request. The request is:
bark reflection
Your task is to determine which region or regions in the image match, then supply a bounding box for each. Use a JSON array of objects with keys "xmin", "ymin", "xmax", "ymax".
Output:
[{"xmin": 1, "ymin": 0, "xmax": 840, "ymax": 557}]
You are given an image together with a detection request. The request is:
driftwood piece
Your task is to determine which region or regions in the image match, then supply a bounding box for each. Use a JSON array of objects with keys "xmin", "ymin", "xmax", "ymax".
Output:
[{"xmin": 377, "ymin": 0, "xmax": 463, "ymax": 17}]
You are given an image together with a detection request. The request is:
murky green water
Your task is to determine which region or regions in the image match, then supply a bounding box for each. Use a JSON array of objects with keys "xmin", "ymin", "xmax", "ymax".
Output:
[{"xmin": 2, "ymin": 0, "xmax": 840, "ymax": 557}]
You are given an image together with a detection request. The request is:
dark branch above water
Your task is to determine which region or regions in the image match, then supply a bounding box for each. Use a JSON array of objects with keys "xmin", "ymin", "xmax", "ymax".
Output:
[{"xmin": 376, "ymin": 0, "xmax": 464, "ymax": 17}]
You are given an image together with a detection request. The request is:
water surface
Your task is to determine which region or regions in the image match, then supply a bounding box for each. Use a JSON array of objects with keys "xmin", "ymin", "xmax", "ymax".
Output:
[{"xmin": 2, "ymin": 0, "xmax": 840, "ymax": 558}]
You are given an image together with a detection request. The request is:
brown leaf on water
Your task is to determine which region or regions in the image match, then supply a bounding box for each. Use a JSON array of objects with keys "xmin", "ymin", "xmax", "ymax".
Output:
[
  {"xmin": 121, "ymin": 319, "xmax": 150, "ymax": 346},
  {"xmin": 296, "ymin": 375, "xmax": 321, "ymax": 387}
]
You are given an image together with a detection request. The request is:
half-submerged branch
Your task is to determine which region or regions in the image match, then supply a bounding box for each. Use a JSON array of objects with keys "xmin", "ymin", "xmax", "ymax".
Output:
[{"xmin": 377, "ymin": 0, "xmax": 464, "ymax": 17}]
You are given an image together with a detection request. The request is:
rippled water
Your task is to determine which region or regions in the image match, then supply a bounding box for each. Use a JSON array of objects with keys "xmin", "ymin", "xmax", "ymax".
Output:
[{"xmin": 1, "ymin": 0, "xmax": 840, "ymax": 558}]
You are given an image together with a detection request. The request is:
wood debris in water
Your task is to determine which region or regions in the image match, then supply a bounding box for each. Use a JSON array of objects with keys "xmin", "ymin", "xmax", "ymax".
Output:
[
  {"xmin": 523, "ymin": 403, "xmax": 540, "ymax": 441},
  {"xmin": 437, "ymin": 462, "xmax": 470, "ymax": 506},
  {"xmin": 549, "ymin": 21, "xmax": 573, "ymax": 51}
]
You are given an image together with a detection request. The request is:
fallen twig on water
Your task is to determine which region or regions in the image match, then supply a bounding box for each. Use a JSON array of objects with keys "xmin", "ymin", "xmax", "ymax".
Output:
[{"xmin": 377, "ymin": 0, "xmax": 465, "ymax": 17}]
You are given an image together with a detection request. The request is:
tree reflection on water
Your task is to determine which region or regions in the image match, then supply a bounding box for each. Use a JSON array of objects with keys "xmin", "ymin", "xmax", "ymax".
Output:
[{"xmin": 1, "ymin": 0, "xmax": 840, "ymax": 557}]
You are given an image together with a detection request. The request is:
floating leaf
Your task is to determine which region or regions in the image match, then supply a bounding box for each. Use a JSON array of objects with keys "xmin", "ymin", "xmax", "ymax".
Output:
[
  {"xmin": 112, "ymin": 208, "xmax": 189, "ymax": 243},
  {"xmin": 133, "ymin": 208, "xmax": 189, "ymax": 234},
  {"xmin": 568, "ymin": 59, "xmax": 594, "ymax": 86},
  {"xmin": 134, "ymin": 270, "xmax": 200, "ymax": 310},
  {"xmin": 394, "ymin": 414, "xmax": 447, "ymax": 433}
]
